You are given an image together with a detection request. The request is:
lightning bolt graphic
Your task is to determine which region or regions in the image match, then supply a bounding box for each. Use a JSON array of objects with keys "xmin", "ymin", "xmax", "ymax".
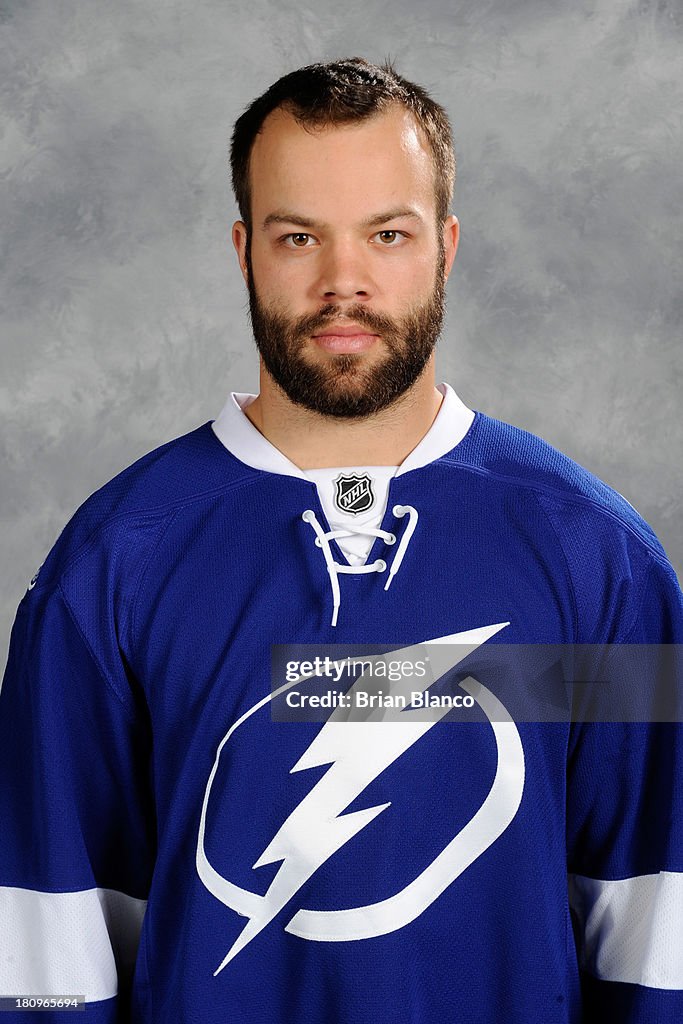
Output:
[{"xmin": 196, "ymin": 624, "xmax": 517, "ymax": 973}]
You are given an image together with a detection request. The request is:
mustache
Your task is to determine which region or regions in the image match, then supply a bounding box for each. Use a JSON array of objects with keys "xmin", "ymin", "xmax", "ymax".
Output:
[{"xmin": 291, "ymin": 304, "xmax": 398, "ymax": 337}]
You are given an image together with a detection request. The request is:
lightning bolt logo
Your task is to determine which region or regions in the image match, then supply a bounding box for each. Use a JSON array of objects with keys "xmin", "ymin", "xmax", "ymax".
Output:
[{"xmin": 196, "ymin": 624, "xmax": 525, "ymax": 973}]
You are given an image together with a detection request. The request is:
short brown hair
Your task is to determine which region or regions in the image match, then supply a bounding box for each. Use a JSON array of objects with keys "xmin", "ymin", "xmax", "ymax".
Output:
[{"xmin": 230, "ymin": 57, "xmax": 456, "ymax": 234}]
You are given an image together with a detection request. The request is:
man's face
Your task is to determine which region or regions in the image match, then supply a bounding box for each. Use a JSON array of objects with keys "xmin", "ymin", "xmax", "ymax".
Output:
[{"xmin": 233, "ymin": 104, "xmax": 458, "ymax": 418}]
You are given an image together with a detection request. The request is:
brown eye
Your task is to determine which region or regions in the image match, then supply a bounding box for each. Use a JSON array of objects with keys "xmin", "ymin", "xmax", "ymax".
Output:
[
  {"xmin": 290, "ymin": 233, "xmax": 310, "ymax": 246},
  {"xmin": 379, "ymin": 230, "xmax": 397, "ymax": 243}
]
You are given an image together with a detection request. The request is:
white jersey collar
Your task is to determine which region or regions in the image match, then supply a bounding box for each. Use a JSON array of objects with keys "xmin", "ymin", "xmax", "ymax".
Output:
[{"xmin": 211, "ymin": 382, "xmax": 475, "ymax": 479}]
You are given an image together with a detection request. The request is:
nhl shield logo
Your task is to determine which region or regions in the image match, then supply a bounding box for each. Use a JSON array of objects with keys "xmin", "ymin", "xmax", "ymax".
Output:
[{"xmin": 334, "ymin": 473, "xmax": 375, "ymax": 515}]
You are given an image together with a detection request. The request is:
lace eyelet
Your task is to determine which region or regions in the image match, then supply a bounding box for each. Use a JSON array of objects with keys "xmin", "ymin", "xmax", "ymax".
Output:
[
  {"xmin": 385, "ymin": 533, "xmax": 396, "ymax": 545},
  {"xmin": 375, "ymin": 559, "xmax": 387, "ymax": 572},
  {"xmin": 302, "ymin": 509, "xmax": 315, "ymax": 522},
  {"xmin": 393, "ymin": 504, "xmax": 406, "ymax": 517}
]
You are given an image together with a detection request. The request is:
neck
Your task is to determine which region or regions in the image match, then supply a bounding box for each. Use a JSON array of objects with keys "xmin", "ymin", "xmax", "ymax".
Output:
[{"xmin": 243, "ymin": 359, "xmax": 443, "ymax": 470}]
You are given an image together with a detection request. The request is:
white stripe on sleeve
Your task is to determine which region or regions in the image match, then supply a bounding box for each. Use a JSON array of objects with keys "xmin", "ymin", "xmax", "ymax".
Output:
[
  {"xmin": 0, "ymin": 886, "xmax": 147, "ymax": 1000},
  {"xmin": 569, "ymin": 871, "xmax": 683, "ymax": 990}
]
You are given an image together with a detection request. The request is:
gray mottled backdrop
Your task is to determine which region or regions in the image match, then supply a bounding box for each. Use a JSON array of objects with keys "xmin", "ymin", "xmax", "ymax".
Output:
[{"xmin": 2, "ymin": 0, "xmax": 682, "ymax": 658}]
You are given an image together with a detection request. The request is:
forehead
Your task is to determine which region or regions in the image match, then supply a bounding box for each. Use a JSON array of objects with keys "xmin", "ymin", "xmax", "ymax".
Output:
[{"xmin": 248, "ymin": 104, "xmax": 436, "ymax": 223}]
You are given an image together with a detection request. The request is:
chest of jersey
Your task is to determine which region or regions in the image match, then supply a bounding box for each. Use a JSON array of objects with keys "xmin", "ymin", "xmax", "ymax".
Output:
[{"xmin": 123, "ymin": 464, "xmax": 577, "ymax": 1019}]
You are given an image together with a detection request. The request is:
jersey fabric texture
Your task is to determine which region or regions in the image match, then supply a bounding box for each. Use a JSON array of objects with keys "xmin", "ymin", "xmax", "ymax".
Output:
[{"xmin": 1, "ymin": 383, "xmax": 682, "ymax": 1023}]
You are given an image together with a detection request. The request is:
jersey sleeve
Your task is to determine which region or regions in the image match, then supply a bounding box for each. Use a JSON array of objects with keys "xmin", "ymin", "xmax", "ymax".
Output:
[
  {"xmin": 0, "ymin": 577, "xmax": 156, "ymax": 1021},
  {"xmin": 567, "ymin": 554, "xmax": 683, "ymax": 1021}
]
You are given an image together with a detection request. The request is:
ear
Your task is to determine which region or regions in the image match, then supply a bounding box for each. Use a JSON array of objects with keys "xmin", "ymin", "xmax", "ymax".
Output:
[
  {"xmin": 232, "ymin": 221, "xmax": 249, "ymax": 286},
  {"xmin": 441, "ymin": 215, "xmax": 460, "ymax": 281}
]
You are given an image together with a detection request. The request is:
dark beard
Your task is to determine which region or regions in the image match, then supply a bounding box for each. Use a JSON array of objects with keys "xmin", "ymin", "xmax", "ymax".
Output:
[{"xmin": 245, "ymin": 243, "xmax": 447, "ymax": 419}]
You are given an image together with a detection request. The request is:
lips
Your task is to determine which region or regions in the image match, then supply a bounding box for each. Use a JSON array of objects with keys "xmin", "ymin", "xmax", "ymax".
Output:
[
  {"xmin": 312, "ymin": 324, "xmax": 378, "ymax": 337},
  {"xmin": 311, "ymin": 326, "xmax": 380, "ymax": 353}
]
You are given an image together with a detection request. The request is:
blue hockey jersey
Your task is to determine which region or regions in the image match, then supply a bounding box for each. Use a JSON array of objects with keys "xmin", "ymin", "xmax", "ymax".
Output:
[{"xmin": 1, "ymin": 383, "xmax": 682, "ymax": 1022}]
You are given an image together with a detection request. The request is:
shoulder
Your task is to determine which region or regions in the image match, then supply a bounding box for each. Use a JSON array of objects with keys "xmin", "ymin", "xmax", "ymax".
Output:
[
  {"xmin": 445, "ymin": 410, "xmax": 667, "ymax": 561},
  {"xmin": 442, "ymin": 411, "xmax": 681, "ymax": 641},
  {"xmin": 24, "ymin": 420, "xmax": 259, "ymax": 598}
]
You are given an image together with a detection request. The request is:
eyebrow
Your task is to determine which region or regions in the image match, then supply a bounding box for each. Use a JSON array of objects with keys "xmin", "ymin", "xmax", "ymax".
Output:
[{"xmin": 261, "ymin": 207, "xmax": 424, "ymax": 231}]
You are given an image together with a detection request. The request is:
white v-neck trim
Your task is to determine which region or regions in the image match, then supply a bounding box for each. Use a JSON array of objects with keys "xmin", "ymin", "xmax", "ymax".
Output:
[{"xmin": 210, "ymin": 382, "xmax": 474, "ymax": 478}]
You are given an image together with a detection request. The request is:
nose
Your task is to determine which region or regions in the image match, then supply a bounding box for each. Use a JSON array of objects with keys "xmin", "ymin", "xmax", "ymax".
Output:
[{"xmin": 315, "ymin": 239, "xmax": 373, "ymax": 302}]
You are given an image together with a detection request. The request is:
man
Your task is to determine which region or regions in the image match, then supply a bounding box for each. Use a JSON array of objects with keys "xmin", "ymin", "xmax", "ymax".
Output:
[{"xmin": 1, "ymin": 57, "xmax": 682, "ymax": 1023}]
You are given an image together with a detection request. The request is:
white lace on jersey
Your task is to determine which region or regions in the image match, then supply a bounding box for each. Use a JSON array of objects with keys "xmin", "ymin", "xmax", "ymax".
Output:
[{"xmin": 301, "ymin": 504, "xmax": 419, "ymax": 627}]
